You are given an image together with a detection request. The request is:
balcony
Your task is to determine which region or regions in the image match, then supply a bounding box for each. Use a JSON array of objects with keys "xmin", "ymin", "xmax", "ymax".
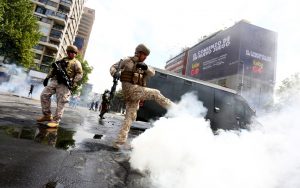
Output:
[
  {"xmin": 39, "ymin": 41, "xmax": 59, "ymax": 51},
  {"xmin": 31, "ymin": 0, "xmax": 47, "ymax": 6},
  {"xmin": 39, "ymin": 37, "xmax": 59, "ymax": 51},
  {"xmin": 40, "ymin": 64, "xmax": 50, "ymax": 73},
  {"xmin": 44, "ymin": 49, "xmax": 57, "ymax": 57},
  {"xmin": 49, "ymin": 30, "xmax": 62, "ymax": 42},
  {"xmin": 52, "ymin": 24, "xmax": 65, "ymax": 32},
  {"xmin": 42, "ymin": 55, "xmax": 55, "ymax": 65},
  {"xmin": 47, "ymin": 11, "xmax": 67, "ymax": 25},
  {"xmin": 60, "ymin": 0, "xmax": 72, "ymax": 7}
]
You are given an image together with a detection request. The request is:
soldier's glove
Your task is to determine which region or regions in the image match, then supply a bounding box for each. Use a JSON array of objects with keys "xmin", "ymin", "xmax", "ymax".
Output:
[
  {"xmin": 113, "ymin": 72, "xmax": 121, "ymax": 79},
  {"xmin": 43, "ymin": 78, "xmax": 49, "ymax": 87},
  {"xmin": 136, "ymin": 62, "xmax": 148, "ymax": 70}
]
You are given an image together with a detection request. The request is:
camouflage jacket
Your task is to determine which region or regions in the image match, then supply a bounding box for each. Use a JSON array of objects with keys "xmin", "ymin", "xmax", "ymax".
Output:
[
  {"xmin": 110, "ymin": 56, "xmax": 155, "ymax": 82},
  {"xmin": 47, "ymin": 57, "xmax": 83, "ymax": 84}
]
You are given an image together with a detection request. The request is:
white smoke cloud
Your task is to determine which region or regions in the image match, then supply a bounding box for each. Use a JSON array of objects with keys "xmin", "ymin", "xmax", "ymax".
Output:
[
  {"xmin": 130, "ymin": 92, "xmax": 300, "ymax": 188},
  {"xmin": 0, "ymin": 64, "xmax": 44, "ymax": 100}
]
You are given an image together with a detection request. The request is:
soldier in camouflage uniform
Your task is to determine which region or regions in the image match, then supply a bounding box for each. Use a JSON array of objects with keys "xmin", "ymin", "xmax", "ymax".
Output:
[
  {"xmin": 110, "ymin": 44, "xmax": 173, "ymax": 149},
  {"xmin": 37, "ymin": 45, "xmax": 83, "ymax": 128},
  {"xmin": 99, "ymin": 89, "xmax": 111, "ymax": 119}
]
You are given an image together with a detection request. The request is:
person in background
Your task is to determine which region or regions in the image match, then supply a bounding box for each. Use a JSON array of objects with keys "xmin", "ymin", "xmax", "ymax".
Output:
[
  {"xmin": 99, "ymin": 89, "xmax": 111, "ymax": 119},
  {"xmin": 28, "ymin": 84, "xmax": 34, "ymax": 98}
]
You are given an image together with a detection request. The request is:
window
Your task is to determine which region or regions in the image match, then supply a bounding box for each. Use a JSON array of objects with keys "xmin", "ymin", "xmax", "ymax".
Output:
[
  {"xmin": 35, "ymin": 15, "xmax": 52, "ymax": 24},
  {"xmin": 60, "ymin": 0, "xmax": 72, "ymax": 5},
  {"xmin": 33, "ymin": 44, "xmax": 44, "ymax": 51},
  {"xmin": 50, "ymin": 30, "xmax": 62, "ymax": 38},
  {"xmin": 45, "ymin": 9, "xmax": 54, "ymax": 16},
  {"xmin": 58, "ymin": 5, "xmax": 70, "ymax": 14},
  {"xmin": 53, "ymin": 24, "xmax": 64, "ymax": 30},
  {"xmin": 35, "ymin": 6, "xmax": 46, "ymax": 14},
  {"xmin": 38, "ymin": 0, "xmax": 47, "ymax": 4},
  {"xmin": 42, "ymin": 56, "xmax": 54, "ymax": 64},
  {"xmin": 56, "ymin": 12, "xmax": 67, "ymax": 20},
  {"xmin": 44, "ymin": 49, "xmax": 56, "ymax": 57},
  {"xmin": 40, "ymin": 17, "xmax": 52, "ymax": 24},
  {"xmin": 46, "ymin": 1, "xmax": 58, "ymax": 8},
  {"xmin": 34, "ymin": 53, "xmax": 42, "ymax": 60},
  {"xmin": 49, "ymin": 40, "xmax": 59, "ymax": 46},
  {"xmin": 39, "ymin": 25, "xmax": 50, "ymax": 35},
  {"xmin": 40, "ymin": 64, "xmax": 50, "ymax": 73},
  {"xmin": 40, "ymin": 36, "xmax": 48, "ymax": 42}
]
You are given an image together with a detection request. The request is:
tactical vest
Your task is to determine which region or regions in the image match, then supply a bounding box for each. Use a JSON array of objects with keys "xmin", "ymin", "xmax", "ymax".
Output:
[{"xmin": 120, "ymin": 63, "xmax": 146, "ymax": 86}]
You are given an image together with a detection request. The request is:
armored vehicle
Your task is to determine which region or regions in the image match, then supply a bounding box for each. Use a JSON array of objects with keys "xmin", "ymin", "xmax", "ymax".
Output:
[{"xmin": 137, "ymin": 68, "xmax": 255, "ymax": 131}]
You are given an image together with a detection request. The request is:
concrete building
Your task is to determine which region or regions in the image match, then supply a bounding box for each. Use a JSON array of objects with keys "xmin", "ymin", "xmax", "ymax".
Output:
[
  {"xmin": 74, "ymin": 7, "xmax": 95, "ymax": 58},
  {"xmin": 165, "ymin": 49, "xmax": 189, "ymax": 75},
  {"xmin": 31, "ymin": 0, "xmax": 86, "ymax": 73}
]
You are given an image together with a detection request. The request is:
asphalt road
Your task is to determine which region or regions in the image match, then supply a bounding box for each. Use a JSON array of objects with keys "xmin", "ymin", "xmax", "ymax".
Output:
[{"xmin": 0, "ymin": 93, "xmax": 152, "ymax": 188}]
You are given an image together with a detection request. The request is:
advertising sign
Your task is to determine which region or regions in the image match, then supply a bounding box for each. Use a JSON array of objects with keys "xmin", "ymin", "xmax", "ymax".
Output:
[
  {"xmin": 186, "ymin": 27, "xmax": 241, "ymax": 80},
  {"xmin": 239, "ymin": 22, "xmax": 277, "ymax": 83},
  {"xmin": 186, "ymin": 21, "xmax": 277, "ymax": 83}
]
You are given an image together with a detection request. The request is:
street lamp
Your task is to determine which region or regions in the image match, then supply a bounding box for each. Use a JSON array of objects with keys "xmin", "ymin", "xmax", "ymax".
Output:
[{"xmin": 238, "ymin": 61, "xmax": 245, "ymax": 95}]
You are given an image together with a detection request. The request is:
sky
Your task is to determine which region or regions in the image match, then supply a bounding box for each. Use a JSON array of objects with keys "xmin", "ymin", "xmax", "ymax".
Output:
[{"xmin": 84, "ymin": 0, "xmax": 300, "ymax": 93}]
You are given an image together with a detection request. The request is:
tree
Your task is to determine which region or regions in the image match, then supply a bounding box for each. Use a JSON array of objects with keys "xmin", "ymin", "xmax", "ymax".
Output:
[
  {"xmin": 276, "ymin": 72, "xmax": 300, "ymax": 104},
  {"xmin": 0, "ymin": 0, "xmax": 41, "ymax": 67},
  {"xmin": 73, "ymin": 54, "xmax": 93, "ymax": 94},
  {"xmin": 0, "ymin": 1, "xmax": 4, "ymax": 21},
  {"xmin": 277, "ymin": 73, "xmax": 300, "ymax": 94}
]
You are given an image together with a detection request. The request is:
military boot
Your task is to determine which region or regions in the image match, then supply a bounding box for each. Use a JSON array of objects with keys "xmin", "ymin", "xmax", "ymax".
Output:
[
  {"xmin": 112, "ymin": 141, "xmax": 132, "ymax": 151},
  {"xmin": 112, "ymin": 141, "xmax": 123, "ymax": 150},
  {"xmin": 47, "ymin": 120, "xmax": 59, "ymax": 128},
  {"xmin": 36, "ymin": 115, "xmax": 53, "ymax": 122}
]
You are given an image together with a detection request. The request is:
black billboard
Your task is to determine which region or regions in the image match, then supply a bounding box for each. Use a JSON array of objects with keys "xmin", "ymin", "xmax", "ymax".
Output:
[
  {"xmin": 239, "ymin": 22, "xmax": 277, "ymax": 83},
  {"xmin": 186, "ymin": 21, "xmax": 277, "ymax": 82},
  {"xmin": 186, "ymin": 26, "xmax": 241, "ymax": 80}
]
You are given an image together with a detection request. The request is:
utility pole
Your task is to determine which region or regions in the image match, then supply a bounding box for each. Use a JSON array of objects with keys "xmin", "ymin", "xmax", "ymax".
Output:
[{"xmin": 238, "ymin": 61, "xmax": 245, "ymax": 95}]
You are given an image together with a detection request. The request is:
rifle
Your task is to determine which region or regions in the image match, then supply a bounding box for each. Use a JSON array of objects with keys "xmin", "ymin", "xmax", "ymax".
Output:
[
  {"xmin": 109, "ymin": 59, "xmax": 122, "ymax": 100},
  {"xmin": 52, "ymin": 61, "xmax": 72, "ymax": 90}
]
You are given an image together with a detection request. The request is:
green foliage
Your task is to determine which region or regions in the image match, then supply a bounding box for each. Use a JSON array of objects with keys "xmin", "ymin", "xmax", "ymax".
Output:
[
  {"xmin": 0, "ymin": 0, "xmax": 41, "ymax": 67},
  {"xmin": 72, "ymin": 54, "xmax": 93, "ymax": 94},
  {"xmin": 0, "ymin": 1, "xmax": 4, "ymax": 21},
  {"xmin": 276, "ymin": 73, "xmax": 300, "ymax": 105},
  {"xmin": 277, "ymin": 73, "xmax": 300, "ymax": 95}
]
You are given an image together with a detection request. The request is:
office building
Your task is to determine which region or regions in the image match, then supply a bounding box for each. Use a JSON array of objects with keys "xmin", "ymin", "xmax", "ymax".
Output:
[
  {"xmin": 74, "ymin": 7, "xmax": 95, "ymax": 58},
  {"xmin": 31, "ymin": 0, "xmax": 86, "ymax": 73}
]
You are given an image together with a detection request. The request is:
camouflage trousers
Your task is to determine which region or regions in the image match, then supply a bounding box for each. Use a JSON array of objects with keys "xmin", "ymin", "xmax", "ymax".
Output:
[
  {"xmin": 116, "ymin": 82, "xmax": 173, "ymax": 144},
  {"xmin": 40, "ymin": 80, "xmax": 70, "ymax": 122}
]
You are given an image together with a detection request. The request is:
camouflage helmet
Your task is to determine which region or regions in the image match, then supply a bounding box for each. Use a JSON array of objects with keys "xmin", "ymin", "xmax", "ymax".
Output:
[
  {"xmin": 135, "ymin": 44, "xmax": 150, "ymax": 56},
  {"xmin": 66, "ymin": 45, "xmax": 78, "ymax": 53}
]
